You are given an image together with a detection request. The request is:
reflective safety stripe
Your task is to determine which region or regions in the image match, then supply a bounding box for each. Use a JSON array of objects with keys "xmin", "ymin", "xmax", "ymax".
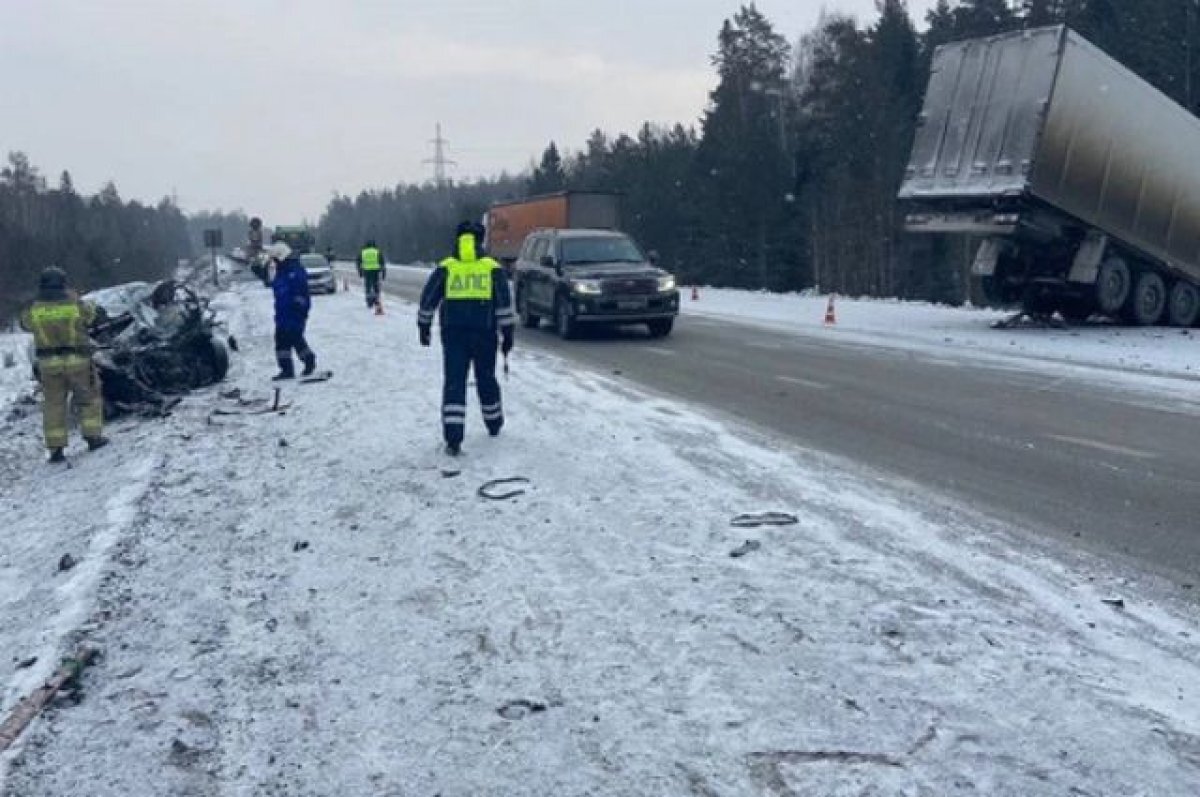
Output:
[
  {"xmin": 482, "ymin": 410, "xmax": 503, "ymax": 421},
  {"xmin": 30, "ymin": 304, "xmax": 82, "ymax": 324},
  {"xmin": 418, "ymin": 310, "xmax": 435, "ymax": 323},
  {"xmin": 360, "ymin": 247, "xmax": 382, "ymax": 271}
]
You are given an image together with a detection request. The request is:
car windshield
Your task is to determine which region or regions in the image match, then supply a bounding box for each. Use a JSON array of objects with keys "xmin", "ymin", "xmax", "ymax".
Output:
[
  {"xmin": 560, "ymin": 237, "xmax": 644, "ymax": 265},
  {"xmin": 299, "ymin": 255, "xmax": 328, "ymax": 270}
]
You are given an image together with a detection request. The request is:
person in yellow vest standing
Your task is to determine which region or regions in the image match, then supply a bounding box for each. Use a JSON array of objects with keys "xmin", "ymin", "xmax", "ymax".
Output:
[
  {"xmin": 356, "ymin": 239, "xmax": 386, "ymax": 309},
  {"xmin": 417, "ymin": 221, "xmax": 515, "ymax": 456},
  {"xmin": 19, "ymin": 268, "xmax": 108, "ymax": 463}
]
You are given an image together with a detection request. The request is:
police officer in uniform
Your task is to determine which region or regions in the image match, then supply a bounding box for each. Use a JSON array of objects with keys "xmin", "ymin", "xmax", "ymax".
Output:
[
  {"xmin": 357, "ymin": 239, "xmax": 386, "ymax": 308},
  {"xmin": 19, "ymin": 268, "xmax": 108, "ymax": 462},
  {"xmin": 418, "ymin": 221, "xmax": 515, "ymax": 455}
]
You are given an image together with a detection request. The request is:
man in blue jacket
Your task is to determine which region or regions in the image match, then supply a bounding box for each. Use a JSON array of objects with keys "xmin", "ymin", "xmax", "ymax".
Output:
[
  {"xmin": 268, "ymin": 242, "xmax": 317, "ymax": 380},
  {"xmin": 418, "ymin": 221, "xmax": 515, "ymax": 455}
]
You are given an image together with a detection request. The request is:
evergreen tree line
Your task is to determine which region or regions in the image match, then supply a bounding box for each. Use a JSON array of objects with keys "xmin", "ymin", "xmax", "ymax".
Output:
[
  {"xmin": 326, "ymin": 0, "xmax": 1200, "ymax": 301},
  {"xmin": 0, "ymin": 152, "xmax": 191, "ymax": 323}
]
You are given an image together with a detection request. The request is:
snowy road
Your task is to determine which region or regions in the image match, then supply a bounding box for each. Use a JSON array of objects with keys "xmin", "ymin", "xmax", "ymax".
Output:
[
  {"xmin": 2, "ymin": 281, "xmax": 1199, "ymax": 795},
  {"xmin": 376, "ymin": 267, "xmax": 1200, "ymax": 587}
]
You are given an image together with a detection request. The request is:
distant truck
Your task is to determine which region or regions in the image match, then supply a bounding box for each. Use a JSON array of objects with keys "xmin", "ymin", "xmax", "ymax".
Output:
[
  {"xmin": 485, "ymin": 191, "xmax": 620, "ymax": 269},
  {"xmin": 271, "ymin": 225, "xmax": 316, "ymax": 255},
  {"xmin": 899, "ymin": 26, "xmax": 1200, "ymax": 326}
]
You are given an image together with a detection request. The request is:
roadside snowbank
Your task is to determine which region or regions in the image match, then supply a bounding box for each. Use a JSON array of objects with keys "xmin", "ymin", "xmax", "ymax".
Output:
[
  {"xmin": 682, "ymin": 287, "xmax": 1200, "ymax": 381},
  {"xmin": 1, "ymin": 283, "xmax": 1197, "ymax": 795}
]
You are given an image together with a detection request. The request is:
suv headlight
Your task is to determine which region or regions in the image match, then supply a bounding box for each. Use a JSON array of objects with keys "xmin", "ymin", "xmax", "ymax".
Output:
[
  {"xmin": 657, "ymin": 275, "xmax": 676, "ymax": 292},
  {"xmin": 570, "ymin": 279, "xmax": 603, "ymax": 295}
]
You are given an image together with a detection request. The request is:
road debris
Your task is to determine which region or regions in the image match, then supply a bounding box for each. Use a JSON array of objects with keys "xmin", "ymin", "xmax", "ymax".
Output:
[
  {"xmin": 477, "ymin": 477, "xmax": 531, "ymax": 501},
  {"xmin": 497, "ymin": 699, "xmax": 547, "ymax": 720},
  {"xmin": 729, "ymin": 539, "xmax": 762, "ymax": 558},
  {"xmin": 0, "ymin": 647, "xmax": 98, "ymax": 752},
  {"xmin": 730, "ymin": 512, "xmax": 798, "ymax": 528}
]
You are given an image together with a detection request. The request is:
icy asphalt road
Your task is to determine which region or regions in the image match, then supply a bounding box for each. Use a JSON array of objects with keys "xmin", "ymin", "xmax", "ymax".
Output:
[{"xmin": 380, "ymin": 268, "xmax": 1200, "ymax": 590}]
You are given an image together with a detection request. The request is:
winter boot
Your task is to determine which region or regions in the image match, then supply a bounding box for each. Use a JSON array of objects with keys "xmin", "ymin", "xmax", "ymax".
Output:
[
  {"xmin": 48, "ymin": 447, "xmax": 66, "ymax": 464},
  {"xmin": 301, "ymin": 354, "xmax": 317, "ymax": 377},
  {"xmin": 86, "ymin": 436, "xmax": 109, "ymax": 452},
  {"xmin": 444, "ymin": 441, "xmax": 461, "ymax": 457},
  {"xmin": 273, "ymin": 352, "xmax": 295, "ymax": 380},
  {"xmin": 487, "ymin": 420, "xmax": 503, "ymax": 438}
]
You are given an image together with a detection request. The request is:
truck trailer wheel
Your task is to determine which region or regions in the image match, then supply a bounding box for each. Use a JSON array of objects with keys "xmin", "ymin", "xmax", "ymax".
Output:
[
  {"xmin": 1124, "ymin": 270, "xmax": 1167, "ymax": 326},
  {"xmin": 1167, "ymin": 279, "xmax": 1200, "ymax": 327},
  {"xmin": 1094, "ymin": 257, "xmax": 1131, "ymax": 316}
]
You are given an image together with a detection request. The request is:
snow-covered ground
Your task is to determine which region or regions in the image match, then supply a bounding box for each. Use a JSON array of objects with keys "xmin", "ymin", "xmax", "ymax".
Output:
[
  {"xmin": 2, "ymin": 281, "xmax": 1198, "ymax": 795},
  {"xmin": 682, "ymin": 287, "xmax": 1200, "ymax": 384}
]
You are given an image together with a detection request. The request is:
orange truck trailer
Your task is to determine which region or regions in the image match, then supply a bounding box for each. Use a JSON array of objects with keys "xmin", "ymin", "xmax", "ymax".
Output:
[{"xmin": 485, "ymin": 191, "xmax": 620, "ymax": 268}]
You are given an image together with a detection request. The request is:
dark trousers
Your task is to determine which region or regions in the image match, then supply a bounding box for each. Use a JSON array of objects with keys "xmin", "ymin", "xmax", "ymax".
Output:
[
  {"xmin": 363, "ymin": 271, "xmax": 381, "ymax": 306},
  {"xmin": 441, "ymin": 327, "xmax": 502, "ymax": 445},
  {"xmin": 275, "ymin": 325, "xmax": 314, "ymax": 376}
]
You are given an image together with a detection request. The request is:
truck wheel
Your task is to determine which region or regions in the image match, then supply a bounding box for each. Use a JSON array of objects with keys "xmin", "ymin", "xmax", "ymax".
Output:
[
  {"xmin": 518, "ymin": 291, "xmax": 540, "ymax": 329},
  {"xmin": 1124, "ymin": 270, "xmax": 1167, "ymax": 326},
  {"xmin": 555, "ymin": 298, "xmax": 577, "ymax": 340},
  {"xmin": 1094, "ymin": 257, "xmax": 1131, "ymax": 316},
  {"xmin": 647, "ymin": 318, "xmax": 674, "ymax": 338},
  {"xmin": 1167, "ymin": 279, "xmax": 1200, "ymax": 327}
]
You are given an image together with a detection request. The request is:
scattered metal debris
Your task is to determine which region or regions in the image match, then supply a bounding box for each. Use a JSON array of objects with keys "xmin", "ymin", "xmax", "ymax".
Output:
[
  {"xmin": 497, "ymin": 699, "xmax": 547, "ymax": 720},
  {"xmin": 0, "ymin": 647, "xmax": 98, "ymax": 752},
  {"xmin": 729, "ymin": 539, "xmax": 762, "ymax": 558},
  {"xmin": 478, "ymin": 477, "xmax": 531, "ymax": 501},
  {"xmin": 730, "ymin": 512, "xmax": 798, "ymax": 528}
]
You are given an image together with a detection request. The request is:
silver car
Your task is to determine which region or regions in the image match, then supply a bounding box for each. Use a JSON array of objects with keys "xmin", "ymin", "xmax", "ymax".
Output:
[{"xmin": 300, "ymin": 253, "xmax": 337, "ymax": 294}]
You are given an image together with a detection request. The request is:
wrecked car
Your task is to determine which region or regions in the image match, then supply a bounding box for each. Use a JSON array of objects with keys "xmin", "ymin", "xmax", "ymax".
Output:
[{"xmin": 85, "ymin": 280, "xmax": 231, "ymax": 417}]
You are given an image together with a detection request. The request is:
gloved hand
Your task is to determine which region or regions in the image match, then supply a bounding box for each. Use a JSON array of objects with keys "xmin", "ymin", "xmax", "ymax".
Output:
[
  {"xmin": 419, "ymin": 325, "xmax": 431, "ymax": 347},
  {"xmin": 381, "ymin": 268, "xmax": 387, "ymax": 282},
  {"xmin": 501, "ymin": 327, "xmax": 514, "ymax": 356}
]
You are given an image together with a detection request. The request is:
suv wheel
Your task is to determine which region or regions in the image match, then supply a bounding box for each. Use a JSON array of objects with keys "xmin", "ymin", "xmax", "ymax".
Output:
[
  {"xmin": 518, "ymin": 289, "xmax": 540, "ymax": 329},
  {"xmin": 555, "ymin": 297, "xmax": 577, "ymax": 340}
]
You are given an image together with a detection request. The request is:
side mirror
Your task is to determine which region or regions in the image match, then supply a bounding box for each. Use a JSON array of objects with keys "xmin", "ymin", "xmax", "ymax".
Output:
[{"xmin": 648, "ymin": 250, "xmax": 660, "ymax": 265}]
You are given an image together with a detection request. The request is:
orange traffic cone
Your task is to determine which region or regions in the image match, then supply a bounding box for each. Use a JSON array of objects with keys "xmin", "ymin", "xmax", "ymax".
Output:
[
  {"xmin": 691, "ymin": 286, "xmax": 699, "ymax": 301},
  {"xmin": 823, "ymin": 295, "xmax": 837, "ymax": 326}
]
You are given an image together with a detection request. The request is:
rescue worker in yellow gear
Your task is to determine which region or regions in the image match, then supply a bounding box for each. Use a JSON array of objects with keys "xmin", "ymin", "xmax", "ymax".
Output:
[
  {"xmin": 18, "ymin": 268, "xmax": 108, "ymax": 463},
  {"xmin": 357, "ymin": 239, "xmax": 386, "ymax": 308},
  {"xmin": 417, "ymin": 221, "xmax": 515, "ymax": 456}
]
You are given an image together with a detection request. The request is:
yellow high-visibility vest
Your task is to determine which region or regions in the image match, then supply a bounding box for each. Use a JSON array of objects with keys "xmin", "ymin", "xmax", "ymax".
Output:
[
  {"xmin": 360, "ymin": 247, "xmax": 382, "ymax": 271},
  {"xmin": 22, "ymin": 300, "xmax": 94, "ymax": 361},
  {"xmin": 442, "ymin": 234, "xmax": 496, "ymax": 301}
]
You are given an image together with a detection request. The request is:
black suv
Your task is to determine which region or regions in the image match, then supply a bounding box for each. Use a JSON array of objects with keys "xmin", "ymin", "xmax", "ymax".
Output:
[{"xmin": 512, "ymin": 229, "xmax": 680, "ymax": 338}]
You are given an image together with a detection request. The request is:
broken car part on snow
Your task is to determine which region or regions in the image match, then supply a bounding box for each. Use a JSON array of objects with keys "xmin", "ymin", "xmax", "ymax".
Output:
[{"xmin": 0, "ymin": 647, "xmax": 98, "ymax": 753}]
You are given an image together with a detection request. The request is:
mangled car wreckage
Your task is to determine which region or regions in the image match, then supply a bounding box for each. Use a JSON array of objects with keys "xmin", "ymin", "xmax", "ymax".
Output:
[{"xmin": 84, "ymin": 280, "xmax": 231, "ymax": 416}]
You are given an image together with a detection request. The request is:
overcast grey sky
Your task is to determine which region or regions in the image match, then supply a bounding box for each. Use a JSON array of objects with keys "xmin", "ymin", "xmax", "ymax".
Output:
[{"xmin": 1, "ymin": 1, "xmax": 938, "ymax": 223}]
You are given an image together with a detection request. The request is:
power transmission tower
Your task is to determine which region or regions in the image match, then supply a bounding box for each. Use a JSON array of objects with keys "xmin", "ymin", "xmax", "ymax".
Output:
[{"xmin": 424, "ymin": 123, "xmax": 457, "ymax": 188}]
